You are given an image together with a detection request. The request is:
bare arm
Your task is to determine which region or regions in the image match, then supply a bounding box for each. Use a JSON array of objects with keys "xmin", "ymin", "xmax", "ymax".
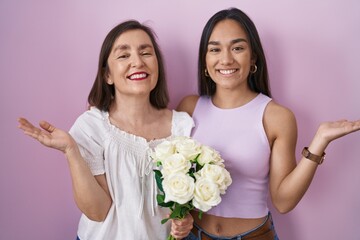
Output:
[
  {"xmin": 176, "ymin": 95, "xmax": 199, "ymax": 116},
  {"xmin": 18, "ymin": 118, "xmax": 112, "ymax": 221},
  {"xmin": 264, "ymin": 103, "xmax": 360, "ymax": 213}
]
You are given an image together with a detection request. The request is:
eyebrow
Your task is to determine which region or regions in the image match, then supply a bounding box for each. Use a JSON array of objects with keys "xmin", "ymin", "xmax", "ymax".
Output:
[
  {"xmin": 138, "ymin": 43, "xmax": 153, "ymax": 50},
  {"xmin": 208, "ymin": 38, "xmax": 248, "ymax": 45},
  {"xmin": 113, "ymin": 44, "xmax": 130, "ymax": 52},
  {"xmin": 113, "ymin": 43, "xmax": 153, "ymax": 53}
]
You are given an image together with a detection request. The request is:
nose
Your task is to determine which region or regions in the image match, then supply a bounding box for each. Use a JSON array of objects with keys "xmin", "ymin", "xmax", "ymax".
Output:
[
  {"xmin": 130, "ymin": 53, "xmax": 144, "ymax": 67},
  {"xmin": 220, "ymin": 50, "xmax": 234, "ymax": 65}
]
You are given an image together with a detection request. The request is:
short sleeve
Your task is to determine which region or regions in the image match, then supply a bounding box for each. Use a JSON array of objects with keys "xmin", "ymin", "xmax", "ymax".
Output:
[
  {"xmin": 171, "ymin": 110, "xmax": 195, "ymax": 137},
  {"xmin": 69, "ymin": 108, "xmax": 106, "ymax": 175}
]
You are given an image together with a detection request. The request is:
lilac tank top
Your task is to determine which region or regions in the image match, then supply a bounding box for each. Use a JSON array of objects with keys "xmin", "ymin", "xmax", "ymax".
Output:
[{"xmin": 191, "ymin": 93, "xmax": 272, "ymax": 218}]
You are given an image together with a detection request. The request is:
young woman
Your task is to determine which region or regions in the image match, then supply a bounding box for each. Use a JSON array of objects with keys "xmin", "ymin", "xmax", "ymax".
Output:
[
  {"xmin": 178, "ymin": 8, "xmax": 360, "ymax": 240},
  {"xmin": 18, "ymin": 20, "xmax": 193, "ymax": 240}
]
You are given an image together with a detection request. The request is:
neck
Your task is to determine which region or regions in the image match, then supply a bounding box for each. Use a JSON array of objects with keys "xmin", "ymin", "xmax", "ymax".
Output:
[
  {"xmin": 107, "ymin": 94, "xmax": 170, "ymax": 141},
  {"xmin": 110, "ymin": 94, "xmax": 155, "ymax": 125},
  {"xmin": 212, "ymin": 88, "xmax": 258, "ymax": 109}
]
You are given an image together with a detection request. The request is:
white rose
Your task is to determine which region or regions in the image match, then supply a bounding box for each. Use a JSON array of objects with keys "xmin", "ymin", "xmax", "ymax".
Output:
[
  {"xmin": 170, "ymin": 136, "xmax": 188, "ymax": 143},
  {"xmin": 196, "ymin": 164, "xmax": 232, "ymax": 194},
  {"xmin": 162, "ymin": 172, "xmax": 195, "ymax": 204},
  {"xmin": 152, "ymin": 140, "xmax": 175, "ymax": 164},
  {"xmin": 174, "ymin": 137, "xmax": 201, "ymax": 161},
  {"xmin": 192, "ymin": 177, "xmax": 221, "ymax": 212},
  {"xmin": 219, "ymin": 168, "xmax": 232, "ymax": 194},
  {"xmin": 161, "ymin": 153, "xmax": 192, "ymax": 177},
  {"xmin": 198, "ymin": 145, "xmax": 224, "ymax": 166}
]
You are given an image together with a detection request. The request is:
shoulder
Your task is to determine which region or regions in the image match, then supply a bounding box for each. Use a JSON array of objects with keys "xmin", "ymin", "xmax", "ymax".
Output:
[
  {"xmin": 77, "ymin": 107, "xmax": 105, "ymax": 123},
  {"xmin": 265, "ymin": 101, "xmax": 294, "ymax": 117},
  {"xmin": 70, "ymin": 107, "xmax": 108, "ymax": 135},
  {"xmin": 172, "ymin": 110, "xmax": 195, "ymax": 137},
  {"xmin": 176, "ymin": 95, "xmax": 200, "ymax": 117},
  {"xmin": 172, "ymin": 110, "xmax": 194, "ymax": 127},
  {"xmin": 263, "ymin": 101, "xmax": 297, "ymax": 142}
]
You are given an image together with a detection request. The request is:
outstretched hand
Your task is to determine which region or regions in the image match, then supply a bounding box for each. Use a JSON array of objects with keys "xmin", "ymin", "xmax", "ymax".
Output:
[
  {"xmin": 317, "ymin": 119, "xmax": 360, "ymax": 144},
  {"xmin": 17, "ymin": 117, "xmax": 77, "ymax": 154}
]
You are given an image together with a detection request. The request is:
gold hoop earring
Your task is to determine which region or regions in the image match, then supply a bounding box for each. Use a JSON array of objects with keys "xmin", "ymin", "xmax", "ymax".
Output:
[
  {"xmin": 250, "ymin": 65, "xmax": 258, "ymax": 74},
  {"xmin": 205, "ymin": 69, "xmax": 210, "ymax": 77}
]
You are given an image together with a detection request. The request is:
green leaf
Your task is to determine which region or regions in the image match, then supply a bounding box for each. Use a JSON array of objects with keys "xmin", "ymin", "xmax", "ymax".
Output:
[
  {"xmin": 183, "ymin": 202, "xmax": 194, "ymax": 210},
  {"xmin": 167, "ymin": 235, "xmax": 176, "ymax": 240},
  {"xmin": 196, "ymin": 162, "xmax": 203, "ymax": 172},
  {"xmin": 170, "ymin": 204, "xmax": 182, "ymax": 219},
  {"xmin": 198, "ymin": 211, "xmax": 203, "ymax": 220},
  {"xmin": 180, "ymin": 207, "xmax": 190, "ymax": 217},
  {"xmin": 153, "ymin": 169, "xmax": 164, "ymax": 192},
  {"xmin": 161, "ymin": 217, "xmax": 170, "ymax": 224},
  {"xmin": 158, "ymin": 201, "xmax": 175, "ymax": 208},
  {"xmin": 156, "ymin": 194, "xmax": 165, "ymax": 204},
  {"xmin": 156, "ymin": 194, "xmax": 174, "ymax": 207},
  {"xmin": 169, "ymin": 203, "xmax": 192, "ymax": 219}
]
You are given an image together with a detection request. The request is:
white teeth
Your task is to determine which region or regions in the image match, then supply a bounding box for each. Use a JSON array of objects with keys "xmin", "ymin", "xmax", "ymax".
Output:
[
  {"xmin": 129, "ymin": 73, "xmax": 147, "ymax": 80},
  {"xmin": 219, "ymin": 69, "xmax": 236, "ymax": 75}
]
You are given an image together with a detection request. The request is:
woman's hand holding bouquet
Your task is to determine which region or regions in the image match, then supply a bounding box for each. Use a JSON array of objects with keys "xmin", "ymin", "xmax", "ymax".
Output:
[{"xmin": 152, "ymin": 136, "xmax": 232, "ymax": 240}]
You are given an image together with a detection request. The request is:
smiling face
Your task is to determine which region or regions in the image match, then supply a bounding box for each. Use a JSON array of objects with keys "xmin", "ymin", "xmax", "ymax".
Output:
[
  {"xmin": 106, "ymin": 29, "xmax": 159, "ymax": 98},
  {"xmin": 205, "ymin": 19, "xmax": 255, "ymax": 92}
]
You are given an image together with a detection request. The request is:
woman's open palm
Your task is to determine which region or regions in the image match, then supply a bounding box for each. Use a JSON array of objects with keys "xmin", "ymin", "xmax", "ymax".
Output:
[
  {"xmin": 18, "ymin": 117, "xmax": 76, "ymax": 153},
  {"xmin": 318, "ymin": 119, "xmax": 360, "ymax": 143}
]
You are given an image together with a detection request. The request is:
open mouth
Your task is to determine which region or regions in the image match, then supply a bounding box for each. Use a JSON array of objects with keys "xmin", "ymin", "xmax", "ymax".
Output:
[
  {"xmin": 218, "ymin": 69, "xmax": 238, "ymax": 75},
  {"xmin": 128, "ymin": 72, "xmax": 149, "ymax": 81}
]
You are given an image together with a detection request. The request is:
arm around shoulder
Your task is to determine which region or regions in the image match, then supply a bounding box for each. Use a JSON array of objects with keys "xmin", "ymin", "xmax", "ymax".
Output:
[{"xmin": 176, "ymin": 95, "xmax": 199, "ymax": 117}]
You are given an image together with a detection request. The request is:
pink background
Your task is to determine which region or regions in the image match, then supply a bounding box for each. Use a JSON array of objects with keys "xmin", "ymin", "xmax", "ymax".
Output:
[{"xmin": 1, "ymin": 0, "xmax": 359, "ymax": 239}]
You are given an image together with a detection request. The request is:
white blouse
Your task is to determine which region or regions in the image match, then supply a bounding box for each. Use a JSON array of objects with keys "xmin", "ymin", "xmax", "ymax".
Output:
[{"xmin": 69, "ymin": 107, "xmax": 194, "ymax": 240}]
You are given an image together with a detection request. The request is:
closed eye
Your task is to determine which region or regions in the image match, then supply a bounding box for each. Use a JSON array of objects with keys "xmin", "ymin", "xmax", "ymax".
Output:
[
  {"xmin": 232, "ymin": 46, "xmax": 245, "ymax": 52},
  {"xmin": 141, "ymin": 51, "xmax": 152, "ymax": 56},
  {"xmin": 117, "ymin": 54, "xmax": 129, "ymax": 59},
  {"xmin": 208, "ymin": 48, "xmax": 220, "ymax": 53}
]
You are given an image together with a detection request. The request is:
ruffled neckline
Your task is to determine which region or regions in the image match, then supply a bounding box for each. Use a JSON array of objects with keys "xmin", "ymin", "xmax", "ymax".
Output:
[{"xmin": 103, "ymin": 110, "xmax": 174, "ymax": 147}]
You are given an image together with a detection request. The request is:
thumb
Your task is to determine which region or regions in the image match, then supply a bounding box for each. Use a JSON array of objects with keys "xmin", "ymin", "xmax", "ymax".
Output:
[{"xmin": 39, "ymin": 120, "xmax": 56, "ymax": 133}]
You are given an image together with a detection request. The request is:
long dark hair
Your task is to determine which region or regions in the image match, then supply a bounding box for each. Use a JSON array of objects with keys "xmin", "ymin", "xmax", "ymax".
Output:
[
  {"xmin": 198, "ymin": 8, "xmax": 271, "ymax": 97},
  {"xmin": 88, "ymin": 20, "xmax": 169, "ymax": 111}
]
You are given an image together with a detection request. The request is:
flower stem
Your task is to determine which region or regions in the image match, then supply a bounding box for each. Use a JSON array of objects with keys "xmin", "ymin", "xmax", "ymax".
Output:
[{"xmin": 167, "ymin": 234, "xmax": 176, "ymax": 240}]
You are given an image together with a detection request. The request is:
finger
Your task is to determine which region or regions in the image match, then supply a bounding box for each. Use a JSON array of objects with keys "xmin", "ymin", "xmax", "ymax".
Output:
[
  {"xmin": 171, "ymin": 222, "xmax": 193, "ymax": 237},
  {"xmin": 336, "ymin": 119, "xmax": 347, "ymax": 122},
  {"xmin": 24, "ymin": 127, "xmax": 44, "ymax": 140},
  {"xmin": 39, "ymin": 120, "xmax": 56, "ymax": 133},
  {"xmin": 18, "ymin": 117, "xmax": 28, "ymax": 125},
  {"xmin": 171, "ymin": 230, "xmax": 189, "ymax": 240},
  {"xmin": 18, "ymin": 119, "xmax": 41, "ymax": 137},
  {"xmin": 18, "ymin": 117, "xmax": 36, "ymax": 130},
  {"xmin": 174, "ymin": 214, "xmax": 194, "ymax": 226},
  {"xmin": 349, "ymin": 121, "xmax": 360, "ymax": 131},
  {"xmin": 173, "ymin": 220, "xmax": 189, "ymax": 227},
  {"xmin": 172, "ymin": 225, "xmax": 192, "ymax": 235}
]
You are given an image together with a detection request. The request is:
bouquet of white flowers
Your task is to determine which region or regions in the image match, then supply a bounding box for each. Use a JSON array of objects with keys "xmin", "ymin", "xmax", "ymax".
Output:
[{"xmin": 151, "ymin": 136, "xmax": 232, "ymax": 240}]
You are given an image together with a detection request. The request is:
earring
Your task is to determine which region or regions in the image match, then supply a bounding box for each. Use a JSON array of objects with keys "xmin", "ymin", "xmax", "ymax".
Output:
[
  {"xmin": 250, "ymin": 64, "xmax": 258, "ymax": 74},
  {"xmin": 205, "ymin": 69, "xmax": 210, "ymax": 77}
]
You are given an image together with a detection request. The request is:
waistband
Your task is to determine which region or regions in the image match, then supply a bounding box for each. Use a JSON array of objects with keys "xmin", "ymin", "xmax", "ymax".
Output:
[{"xmin": 191, "ymin": 212, "xmax": 276, "ymax": 240}]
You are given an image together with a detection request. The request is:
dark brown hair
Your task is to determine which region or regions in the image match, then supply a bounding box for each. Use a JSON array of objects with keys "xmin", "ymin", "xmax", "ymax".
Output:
[
  {"xmin": 88, "ymin": 20, "xmax": 169, "ymax": 111},
  {"xmin": 198, "ymin": 8, "xmax": 271, "ymax": 97}
]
